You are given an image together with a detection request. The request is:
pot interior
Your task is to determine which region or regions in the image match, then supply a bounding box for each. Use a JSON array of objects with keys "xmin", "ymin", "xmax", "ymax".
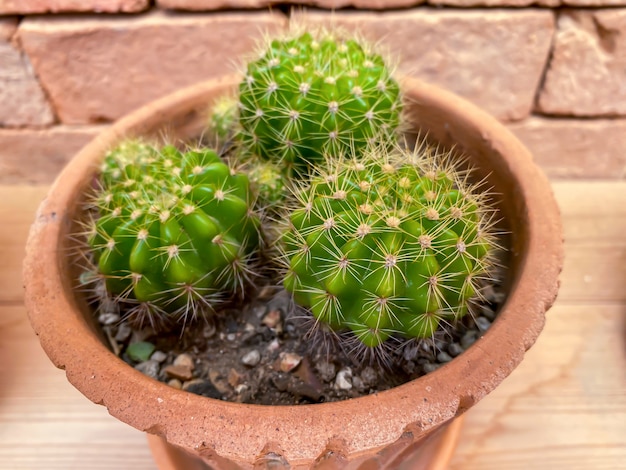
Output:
[{"xmin": 57, "ymin": 77, "xmax": 528, "ymax": 387}]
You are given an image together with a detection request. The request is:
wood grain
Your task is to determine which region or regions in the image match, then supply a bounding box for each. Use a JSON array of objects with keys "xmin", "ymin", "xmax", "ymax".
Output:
[{"xmin": 2, "ymin": 182, "xmax": 625, "ymax": 469}]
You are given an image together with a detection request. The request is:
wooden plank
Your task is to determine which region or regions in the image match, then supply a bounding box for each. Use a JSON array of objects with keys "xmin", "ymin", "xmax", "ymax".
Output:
[
  {"xmin": 3, "ymin": 181, "xmax": 626, "ymax": 469},
  {"xmin": 0, "ymin": 186, "xmax": 49, "ymax": 304},
  {"xmin": 558, "ymin": 246, "xmax": 626, "ymax": 302},
  {"xmin": 450, "ymin": 302, "xmax": 626, "ymax": 470},
  {"xmin": 554, "ymin": 181, "xmax": 626, "ymax": 245},
  {"xmin": 0, "ymin": 304, "xmax": 156, "ymax": 470}
]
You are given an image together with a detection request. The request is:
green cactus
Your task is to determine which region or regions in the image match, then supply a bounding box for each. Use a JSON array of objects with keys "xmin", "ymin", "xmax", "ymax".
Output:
[
  {"xmin": 247, "ymin": 159, "xmax": 287, "ymax": 209},
  {"xmin": 280, "ymin": 144, "xmax": 497, "ymax": 348},
  {"xmin": 86, "ymin": 140, "xmax": 260, "ymax": 323},
  {"xmin": 208, "ymin": 95, "xmax": 239, "ymax": 142},
  {"xmin": 238, "ymin": 30, "xmax": 402, "ymax": 175}
]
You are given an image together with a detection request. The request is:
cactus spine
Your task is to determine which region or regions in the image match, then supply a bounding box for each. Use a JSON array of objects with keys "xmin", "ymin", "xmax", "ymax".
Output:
[
  {"xmin": 280, "ymin": 144, "xmax": 498, "ymax": 348},
  {"xmin": 237, "ymin": 30, "xmax": 402, "ymax": 174},
  {"xmin": 85, "ymin": 141, "xmax": 260, "ymax": 324}
]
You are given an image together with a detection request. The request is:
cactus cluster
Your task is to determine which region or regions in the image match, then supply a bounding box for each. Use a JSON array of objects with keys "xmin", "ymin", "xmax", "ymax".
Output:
[
  {"xmin": 85, "ymin": 141, "xmax": 260, "ymax": 323},
  {"xmin": 280, "ymin": 146, "xmax": 496, "ymax": 347},
  {"xmin": 237, "ymin": 30, "xmax": 402, "ymax": 175},
  {"xmin": 80, "ymin": 27, "xmax": 499, "ymax": 355}
]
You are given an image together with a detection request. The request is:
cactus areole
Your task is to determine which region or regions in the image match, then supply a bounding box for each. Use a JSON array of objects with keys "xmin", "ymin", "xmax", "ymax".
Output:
[{"xmin": 238, "ymin": 31, "xmax": 402, "ymax": 174}]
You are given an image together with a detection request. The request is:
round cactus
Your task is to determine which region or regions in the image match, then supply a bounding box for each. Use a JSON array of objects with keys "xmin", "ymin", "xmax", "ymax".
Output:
[
  {"xmin": 238, "ymin": 30, "xmax": 402, "ymax": 174},
  {"xmin": 85, "ymin": 141, "xmax": 260, "ymax": 324},
  {"xmin": 280, "ymin": 145, "xmax": 498, "ymax": 348}
]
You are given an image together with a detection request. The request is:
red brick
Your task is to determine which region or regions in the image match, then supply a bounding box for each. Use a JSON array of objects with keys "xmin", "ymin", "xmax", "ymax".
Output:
[
  {"xmin": 18, "ymin": 11, "xmax": 287, "ymax": 125},
  {"xmin": 157, "ymin": 0, "xmax": 422, "ymax": 8},
  {"xmin": 0, "ymin": 18, "xmax": 54, "ymax": 127},
  {"xmin": 292, "ymin": 10, "xmax": 554, "ymax": 121},
  {"xmin": 157, "ymin": 0, "xmax": 273, "ymax": 8},
  {"xmin": 0, "ymin": 0, "xmax": 149, "ymax": 14},
  {"xmin": 507, "ymin": 117, "xmax": 626, "ymax": 179},
  {"xmin": 0, "ymin": 18, "xmax": 18, "ymax": 40},
  {"xmin": 0, "ymin": 126, "xmax": 104, "ymax": 184},
  {"xmin": 427, "ymin": 0, "xmax": 558, "ymax": 6},
  {"xmin": 564, "ymin": 0, "xmax": 626, "ymax": 4},
  {"xmin": 537, "ymin": 10, "xmax": 626, "ymax": 117}
]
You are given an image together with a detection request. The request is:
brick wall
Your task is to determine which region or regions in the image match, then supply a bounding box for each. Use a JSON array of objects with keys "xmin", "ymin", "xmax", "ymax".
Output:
[{"xmin": 1, "ymin": 0, "xmax": 625, "ymax": 183}]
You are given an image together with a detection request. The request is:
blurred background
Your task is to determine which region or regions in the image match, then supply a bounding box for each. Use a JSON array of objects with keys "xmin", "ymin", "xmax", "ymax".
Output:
[{"xmin": 2, "ymin": 1, "xmax": 625, "ymax": 183}]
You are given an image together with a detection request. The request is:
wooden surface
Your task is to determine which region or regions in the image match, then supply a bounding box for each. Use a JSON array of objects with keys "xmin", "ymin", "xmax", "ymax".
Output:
[{"xmin": 1, "ymin": 182, "xmax": 625, "ymax": 469}]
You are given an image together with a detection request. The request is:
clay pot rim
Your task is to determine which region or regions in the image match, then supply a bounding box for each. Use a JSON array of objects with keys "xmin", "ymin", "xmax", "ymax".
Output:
[{"xmin": 23, "ymin": 74, "xmax": 563, "ymax": 465}]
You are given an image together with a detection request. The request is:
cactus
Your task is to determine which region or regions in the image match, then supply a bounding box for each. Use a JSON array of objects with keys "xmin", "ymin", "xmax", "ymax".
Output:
[
  {"xmin": 280, "ymin": 144, "xmax": 498, "ymax": 348},
  {"xmin": 208, "ymin": 95, "xmax": 239, "ymax": 143},
  {"xmin": 247, "ymin": 159, "xmax": 288, "ymax": 209},
  {"xmin": 237, "ymin": 30, "xmax": 402, "ymax": 175},
  {"xmin": 85, "ymin": 140, "xmax": 260, "ymax": 324}
]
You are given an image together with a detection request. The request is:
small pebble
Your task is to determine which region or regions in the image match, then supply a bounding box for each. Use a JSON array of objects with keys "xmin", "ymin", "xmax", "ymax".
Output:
[
  {"xmin": 293, "ymin": 358, "xmax": 323, "ymax": 393},
  {"xmin": 150, "ymin": 351, "xmax": 168, "ymax": 363},
  {"xmin": 167, "ymin": 379, "xmax": 182, "ymax": 390},
  {"xmin": 98, "ymin": 313, "xmax": 120, "ymax": 326},
  {"xmin": 183, "ymin": 379, "xmax": 222, "ymax": 399},
  {"xmin": 492, "ymin": 291, "xmax": 506, "ymax": 304},
  {"xmin": 241, "ymin": 350, "xmax": 261, "ymax": 367},
  {"xmin": 316, "ymin": 362, "xmax": 337, "ymax": 382},
  {"xmin": 278, "ymin": 352, "xmax": 302, "ymax": 373},
  {"xmin": 98, "ymin": 295, "xmax": 118, "ymax": 313},
  {"xmin": 403, "ymin": 345, "xmax": 420, "ymax": 362},
  {"xmin": 422, "ymin": 363, "xmax": 440, "ymax": 374},
  {"xmin": 208, "ymin": 370, "xmax": 231, "ymax": 395},
  {"xmin": 476, "ymin": 316, "xmax": 492, "ymax": 333},
  {"xmin": 235, "ymin": 384, "xmax": 249, "ymax": 394},
  {"xmin": 490, "ymin": 291, "xmax": 506, "ymax": 305},
  {"xmin": 114, "ymin": 323, "xmax": 132, "ymax": 342},
  {"xmin": 135, "ymin": 360, "xmax": 160, "ymax": 379},
  {"xmin": 163, "ymin": 364, "xmax": 194, "ymax": 381},
  {"xmin": 174, "ymin": 353, "xmax": 194, "ymax": 369},
  {"xmin": 228, "ymin": 368, "xmax": 244, "ymax": 388},
  {"xmin": 272, "ymin": 374, "xmax": 289, "ymax": 392},
  {"xmin": 290, "ymin": 381, "xmax": 323, "ymax": 402},
  {"xmin": 352, "ymin": 376, "xmax": 365, "ymax": 392},
  {"xmin": 448, "ymin": 342, "xmax": 464, "ymax": 357},
  {"xmin": 483, "ymin": 284, "xmax": 506, "ymax": 304},
  {"xmin": 335, "ymin": 368, "xmax": 353, "ymax": 390},
  {"xmin": 267, "ymin": 339, "xmax": 280, "ymax": 353},
  {"xmin": 461, "ymin": 330, "xmax": 478, "ymax": 349},
  {"xmin": 360, "ymin": 366, "xmax": 378, "ymax": 388},
  {"xmin": 226, "ymin": 333, "xmax": 237, "ymax": 342},
  {"xmin": 436, "ymin": 351, "xmax": 453, "ymax": 363},
  {"xmin": 262, "ymin": 309, "xmax": 281, "ymax": 329},
  {"xmin": 481, "ymin": 305, "xmax": 497, "ymax": 321}
]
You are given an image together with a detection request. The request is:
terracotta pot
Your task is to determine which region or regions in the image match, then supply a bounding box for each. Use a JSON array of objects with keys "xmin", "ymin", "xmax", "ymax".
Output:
[{"xmin": 23, "ymin": 75, "xmax": 563, "ymax": 469}]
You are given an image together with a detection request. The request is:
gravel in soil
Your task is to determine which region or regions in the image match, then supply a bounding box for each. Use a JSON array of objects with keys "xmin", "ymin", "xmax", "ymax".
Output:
[{"xmin": 97, "ymin": 282, "xmax": 505, "ymax": 406}]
